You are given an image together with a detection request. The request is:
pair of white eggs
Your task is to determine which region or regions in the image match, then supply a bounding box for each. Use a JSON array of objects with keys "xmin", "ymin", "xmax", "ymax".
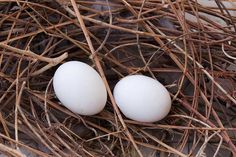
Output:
[{"xmin": 53, "ymin": 61, "xmax": 171, "ymax": 122}]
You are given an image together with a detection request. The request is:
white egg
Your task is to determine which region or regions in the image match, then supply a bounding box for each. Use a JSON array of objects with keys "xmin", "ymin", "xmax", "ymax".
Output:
[
  {"xmin": 53, "ymin": 61, "xmax": 107, "ymax": 115},
  {"xmin": 113, "ymin": 75, "xmax": 171, "ymax": 122}
]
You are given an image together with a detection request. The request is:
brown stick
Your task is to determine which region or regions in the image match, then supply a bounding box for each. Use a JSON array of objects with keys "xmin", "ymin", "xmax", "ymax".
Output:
[{"xmin": 70, "ymin": 1, "xmax": 143, "ymax": 156}]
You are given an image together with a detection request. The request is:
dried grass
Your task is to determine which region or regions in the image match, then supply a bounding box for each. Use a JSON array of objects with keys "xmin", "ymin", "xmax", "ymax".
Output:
[{"xmin": 0, "ymin": 0, "xmax": 236, "ymax": 156}]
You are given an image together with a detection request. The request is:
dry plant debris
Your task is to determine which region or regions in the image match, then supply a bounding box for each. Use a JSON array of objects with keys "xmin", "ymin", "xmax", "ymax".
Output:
[{"xmin": 0, "ymin": 0, "xmax": 236, "ymax": 156}]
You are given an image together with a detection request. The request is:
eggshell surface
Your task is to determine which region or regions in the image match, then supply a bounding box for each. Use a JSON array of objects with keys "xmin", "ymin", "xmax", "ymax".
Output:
[
  {"xmin": 113, "ymin": 75, "xmax": 171, "ymax": 122},
  {"xmin": 53, "ymin": 61, "xmax": 107, "ymax": 115}
]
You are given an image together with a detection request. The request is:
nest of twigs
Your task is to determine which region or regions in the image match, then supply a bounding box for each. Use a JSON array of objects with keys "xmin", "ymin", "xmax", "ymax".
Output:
[{"xmin": 1, "ymin": 0, "xmax": 236, "ymax": 156}]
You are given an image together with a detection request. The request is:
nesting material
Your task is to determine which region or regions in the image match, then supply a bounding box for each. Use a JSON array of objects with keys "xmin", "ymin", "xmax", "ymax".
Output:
[{"xmin": 0, "ymin": 0, "xmax": 236, "ymax": 156}]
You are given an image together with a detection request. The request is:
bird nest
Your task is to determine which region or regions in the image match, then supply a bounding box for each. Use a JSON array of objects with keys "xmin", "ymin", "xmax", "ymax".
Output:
[{"xmin": 0, "ymin": 0, "xmax": 236, "ymax": 156}]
